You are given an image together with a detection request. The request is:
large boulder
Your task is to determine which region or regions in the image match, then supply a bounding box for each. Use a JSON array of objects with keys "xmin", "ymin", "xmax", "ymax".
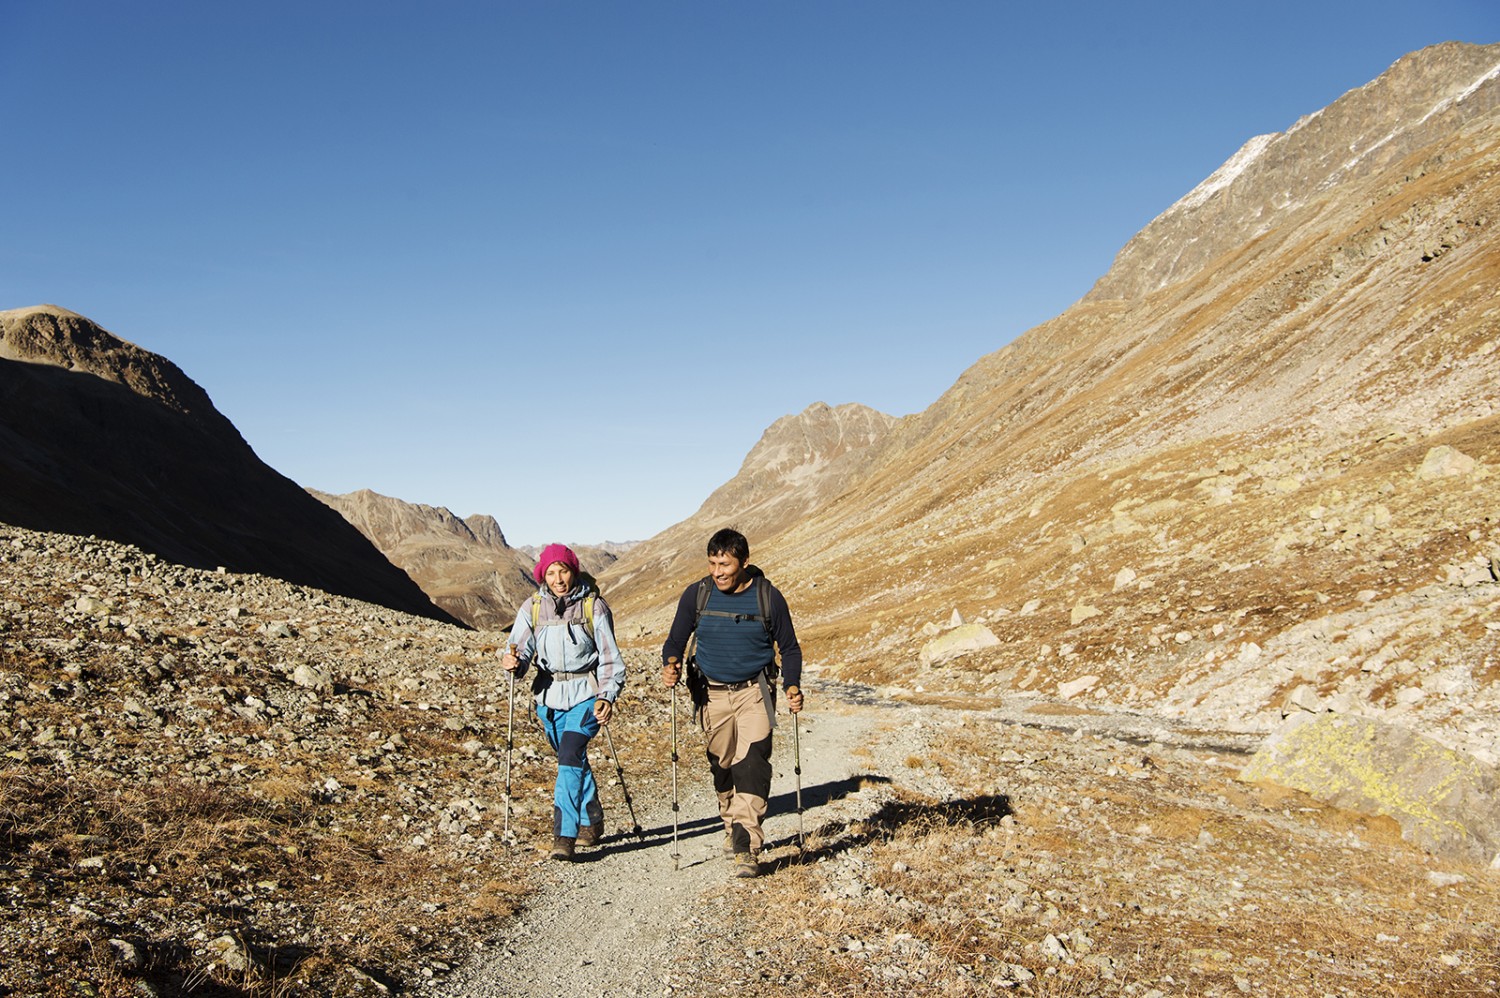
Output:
[
  {"xmin": 1240, "ymin": 713, "xmax": 1500, "ymax": 868},
  {"xmin": 919, "ymin": 624, "xmax": 1000, "ymax": 667}
]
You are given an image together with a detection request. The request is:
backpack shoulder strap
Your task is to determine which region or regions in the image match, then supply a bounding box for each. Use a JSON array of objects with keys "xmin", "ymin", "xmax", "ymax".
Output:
[
  {"xmin": 755, "ymin": 577, "xmax": 774, "ymax": 638},
  {"xmin": 532, "ymin": 590, "xmax": 597, "ymax": 640},
  {"xmin": 693, "ymin": 578, "xmax": 712, "ymax": 623}
]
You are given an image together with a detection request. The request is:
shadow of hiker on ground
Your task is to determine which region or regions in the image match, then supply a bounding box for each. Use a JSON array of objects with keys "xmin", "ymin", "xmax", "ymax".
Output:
[
  {"xmin": 767, "ymin": 773, "xmax": 890, "ymax": 815},
  {"xmin": 582, "ymin": 774, "xmax": 895, "ymax": 862},
  {"xmin": 759, "ymin": 792, "xmax": 1014, "ymax": 874}
]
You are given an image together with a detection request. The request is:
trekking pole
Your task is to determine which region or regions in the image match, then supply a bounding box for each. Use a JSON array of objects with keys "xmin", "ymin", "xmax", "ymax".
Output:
[
  {"xmin": 503, "ymin": 650, "xmax": 517, "ymax": 841},
  {"xmin": 602, "ymin": 720, "xmax": 644, "ymax": 840},
  {"xmin": 792, "ymin": 711, "xmax": 805, "ymax": 852},
  {"xmin": 670, "ymin": 680, "xmax": 681, "ymax": 871}
]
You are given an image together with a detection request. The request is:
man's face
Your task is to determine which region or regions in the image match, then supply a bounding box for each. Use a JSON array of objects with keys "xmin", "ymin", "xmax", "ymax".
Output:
[{"xmin": 708, "ymin": 552, "xmax": 745, "ymax": 592}]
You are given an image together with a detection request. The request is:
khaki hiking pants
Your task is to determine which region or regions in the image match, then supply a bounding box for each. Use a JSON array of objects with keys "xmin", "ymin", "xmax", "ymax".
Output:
[{"xmin": 700, "ymin": 683, "xmax": 774, "ymax": 854}]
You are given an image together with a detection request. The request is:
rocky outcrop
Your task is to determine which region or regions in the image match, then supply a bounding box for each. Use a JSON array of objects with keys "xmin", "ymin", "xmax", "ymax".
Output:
[
  {"xmin": 309, "ymin": 489, "xmax": 634, "ymax": 630},
  {"xmin": 0, "ymin": 305, "xmax": 454, "ymax": 624},
  {"xmin": 1242, "ymin": 713, "xmax": 1500, "ymax": 867},
  {"xmin": 309, "ymin": 488, "xmax": 536, "ymax": 630},
  {"xmin": 601, "ymin": 401, "xmax": 895, "ymax": 627}
]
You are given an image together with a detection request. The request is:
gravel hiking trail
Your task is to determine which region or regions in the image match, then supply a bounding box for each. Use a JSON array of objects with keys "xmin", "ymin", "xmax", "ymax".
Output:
[{"xmin": 437, "ymin": 682, "xmax": 926, "ymax": 997}]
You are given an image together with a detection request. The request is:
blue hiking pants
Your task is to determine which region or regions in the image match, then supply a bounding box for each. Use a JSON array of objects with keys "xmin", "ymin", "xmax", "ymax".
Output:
[{"xmin": 538, "ymin": 699, "xmax": 604, "ymax": 838}]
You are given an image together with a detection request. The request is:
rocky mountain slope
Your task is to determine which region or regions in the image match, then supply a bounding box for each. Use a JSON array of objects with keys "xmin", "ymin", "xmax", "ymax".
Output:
[
  {"xmin": 309, "ymin": 488, "xmax": 632, "ymax": 631},
  {"xmin": 308, "ymin": 488, "xmax": 536, "ymax": 630},
  {"xmin": 602, "ymin": 42, "xmax": 1500, "ymax": 772},
  {"xmin": 0, "ymin": 306, "xmax": 454, "ymax": 624},
  {"xmin": 602, "ymin": 400, "xmax": 896, "ymax": 603},
  {"xmin": 7, "ymin": 523, "xmax": 1493, "ymax": 997}
]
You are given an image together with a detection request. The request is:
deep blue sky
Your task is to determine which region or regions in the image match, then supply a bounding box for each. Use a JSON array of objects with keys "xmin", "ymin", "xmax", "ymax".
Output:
[{"xmin": 3, "ymin": 2, "xmax": 1495, "ymax": 545}]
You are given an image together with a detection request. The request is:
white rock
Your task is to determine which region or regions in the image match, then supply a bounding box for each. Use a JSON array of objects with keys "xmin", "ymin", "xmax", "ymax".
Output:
[
  {"xmin": 1285, "ymin": 685, "xmax": 1322, "ymax": 713},
  {"xmin": 919, "ymin": 624, "xmax": 1000, "ymax": 667},
  {"xmin": 1058, "ymin": 675, "xmax": 1101, "ymax": 700},
  {"xmin": 1070, "ymin": 604, "xmax": 1102, "ymax": 625},
  {"xmin": 1417, "ymin": 445, "xmax": 1476, "ymax": 480}
]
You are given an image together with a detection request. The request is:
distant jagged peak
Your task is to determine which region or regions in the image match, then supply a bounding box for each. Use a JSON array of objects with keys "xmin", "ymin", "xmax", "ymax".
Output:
[
  {"xmin": 0, "ymin": 303, "xmax": 227, "ymax": 430},
  {"xmin": 1087, "ymin": 40, "xmax": 1500, "ymax": 302},
  {"xmin": 463, "ymin": 514, "xmax": 510, "ymax": 550},
  {"xmin": 309, "ymin": 487, "xmax": 508, "ymax": 549},
  {"xmin": 742, "ymin": 401, "xmax": 897, "ymax": 471}
]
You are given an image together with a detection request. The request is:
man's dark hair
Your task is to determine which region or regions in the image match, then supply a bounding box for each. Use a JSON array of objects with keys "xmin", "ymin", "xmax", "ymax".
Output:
[{"xmin": 706, "ymin": 528, "xmax": 749, "ymax": 562}]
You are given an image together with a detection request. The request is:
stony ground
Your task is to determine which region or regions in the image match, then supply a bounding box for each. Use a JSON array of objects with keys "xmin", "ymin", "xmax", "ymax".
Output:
[{"xmin": 2, "ymin": 523, "xmax": 1497, "ymax": 996}]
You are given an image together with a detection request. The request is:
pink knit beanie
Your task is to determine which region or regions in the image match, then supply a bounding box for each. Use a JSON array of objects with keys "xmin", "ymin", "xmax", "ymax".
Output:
[{"xmin": 533, "ymin": 543, "xmax": 580, "ymax": 584}]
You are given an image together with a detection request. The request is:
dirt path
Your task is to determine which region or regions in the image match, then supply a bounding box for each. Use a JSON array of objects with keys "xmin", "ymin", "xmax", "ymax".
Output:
[{"xmin": 437, "ymin": 685, "xmax": 926, "ymax": 997}]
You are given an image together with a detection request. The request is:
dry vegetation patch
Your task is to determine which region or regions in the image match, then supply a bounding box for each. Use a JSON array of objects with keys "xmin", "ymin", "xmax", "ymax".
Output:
[
  {"xmin": 712, "ymin": 711, "xmax": 1499, "ymax": 996},
  {"xmin": 0, "ymin": 525, "xmax": 582, "ymax": 995}
]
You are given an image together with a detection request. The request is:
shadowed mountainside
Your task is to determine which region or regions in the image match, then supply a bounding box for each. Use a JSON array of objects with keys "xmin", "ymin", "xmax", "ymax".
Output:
[{"xmin": 0, "ymin": 306, "xmax": 456, "ymax": 624}]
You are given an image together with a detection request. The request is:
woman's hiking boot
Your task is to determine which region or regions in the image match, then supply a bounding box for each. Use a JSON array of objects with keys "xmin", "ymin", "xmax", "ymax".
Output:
[
  {"xmin": 576, "ymin": 823, "xmax": 602, "ymax": 847},
  {"xmin": 549, "ymin": 836, "xmax": 576, "ymax": 861}
]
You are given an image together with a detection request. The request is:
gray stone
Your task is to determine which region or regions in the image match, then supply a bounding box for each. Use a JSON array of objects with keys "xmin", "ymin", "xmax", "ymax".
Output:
[
  {"xmin": 292, "ymin": 663, "xmax": 333, "ymax": 690},
  {"xmin": 1241, "ymin": 713, "xmax": 1500, "ymax": 866}
]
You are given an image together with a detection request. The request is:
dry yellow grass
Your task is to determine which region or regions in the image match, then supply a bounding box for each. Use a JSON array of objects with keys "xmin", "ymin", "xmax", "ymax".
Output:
[{"xmin": 710, "ymin": 717, "xmax": 1500, "ymax": 997}]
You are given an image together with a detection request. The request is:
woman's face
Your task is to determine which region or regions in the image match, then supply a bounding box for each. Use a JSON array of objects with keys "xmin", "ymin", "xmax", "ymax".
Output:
[{"xmin": 544, "ymin": 561, "xmax": 575, "ymax": 597}]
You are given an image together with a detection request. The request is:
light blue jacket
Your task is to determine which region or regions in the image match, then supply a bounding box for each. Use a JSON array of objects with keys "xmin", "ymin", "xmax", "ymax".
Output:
[{"xmin": 508, "ymin": 583, "xmax": 626, "ymax": 711}]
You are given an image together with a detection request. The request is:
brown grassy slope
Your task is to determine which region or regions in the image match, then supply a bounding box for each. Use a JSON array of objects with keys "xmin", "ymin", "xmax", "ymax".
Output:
[
  {"xmin": 710, "ymin": 708, "xmax": 1499, "ymax": 997},
  {"xmin": 606, "ymin": 78, "xmax": 1500, "ymax": 755}
]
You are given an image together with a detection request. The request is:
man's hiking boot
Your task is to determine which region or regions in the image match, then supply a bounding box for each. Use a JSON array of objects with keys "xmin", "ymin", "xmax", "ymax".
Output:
[
  {"xmin": 722, "ymin": 832, "xmax": 736, "ymax": 856},
  {"xmin": 549, "ymin": 836, "xmax": 576, "ymax": 861},
  {"xmin": 576, "ymin": 824, "xmax": 602, "ymax": 847},
  {"xmin": 732, "ymin": 851, "xmax": 760, "ymax": 878}
]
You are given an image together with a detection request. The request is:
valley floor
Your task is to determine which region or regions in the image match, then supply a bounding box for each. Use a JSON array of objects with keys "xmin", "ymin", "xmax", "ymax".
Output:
[{"xmin": 436, "ymin": 677, "xmax": 1499, "ymax": 998}]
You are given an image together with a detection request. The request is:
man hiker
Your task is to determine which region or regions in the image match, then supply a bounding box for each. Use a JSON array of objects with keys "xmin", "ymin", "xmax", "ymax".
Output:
[{"xmin": 660, "ymin": 528, "xmax": 803, "ymax": 878}]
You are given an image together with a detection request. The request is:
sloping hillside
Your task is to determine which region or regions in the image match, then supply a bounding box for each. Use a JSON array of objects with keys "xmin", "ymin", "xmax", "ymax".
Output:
[
  {"xmin": 602, "ymin": 400, "xmax": 896, "ymax": 617},
  {"xmin": 603, "ymin": 42, "xmax": 1500, "ymax": 765}
]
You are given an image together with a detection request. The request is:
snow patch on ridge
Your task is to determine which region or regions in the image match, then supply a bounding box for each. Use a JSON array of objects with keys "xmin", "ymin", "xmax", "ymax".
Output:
[
  {"xmin": 1325, "ymin": 57, "xmax": 1500, "ymax": 192},
  {"xmin": 1170, "ymin": 133, "xmax": 1278, "ymax": 213}
]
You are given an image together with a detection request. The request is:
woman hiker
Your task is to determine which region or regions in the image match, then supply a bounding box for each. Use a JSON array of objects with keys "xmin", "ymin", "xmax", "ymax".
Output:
[{"xmin": 502, "ymin": 544, "xmax": 626, "ymax": 860}]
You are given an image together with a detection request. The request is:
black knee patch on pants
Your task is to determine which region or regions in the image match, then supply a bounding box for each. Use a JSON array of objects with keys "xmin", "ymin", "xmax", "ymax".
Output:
[
  {"xmin": 709, "ymin": 751, "xmax": 734, "ymax": 795},
  {"xmin": 558, "ymin": 730, "xmax": 590, "ymax": 769},
  {"xmin": 730, "ymin": 735, "xmax": 773, "ymax": 800}
]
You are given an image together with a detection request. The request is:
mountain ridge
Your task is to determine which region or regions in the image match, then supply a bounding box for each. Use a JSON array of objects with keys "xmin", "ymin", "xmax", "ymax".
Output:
[{"xmin": 0, "ymin": 305, "xmax": 456, "ymax": 624}]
